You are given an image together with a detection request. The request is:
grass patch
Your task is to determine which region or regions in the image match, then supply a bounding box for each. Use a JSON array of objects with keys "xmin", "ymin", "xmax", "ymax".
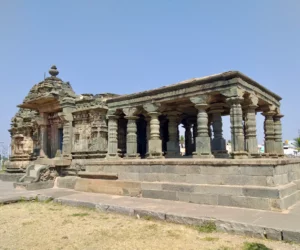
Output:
[
  {"xmin": 218, "ymin": 247, "xmax": 232, "ymax": 250},
  {"xmin": 70, "ymin": 212, "xmax": 89, "ymax": 217},
  {"xmin": 22, "ymin": 221, "xmax": 34, "ymax": 226},
  {"xmin": 201, "ymin": 236, "xmax": 219, "ymax": 242},
  {"xmin": 143, "ymin": 215, "xmax": 153, "ymax": 221},
  {"xmin": 243, "ymin": 242, "xmax": 271, "ymax": 250},
  {"xmin": 195, "ymin": 221, "xmax": 217, "ymax": 233}
]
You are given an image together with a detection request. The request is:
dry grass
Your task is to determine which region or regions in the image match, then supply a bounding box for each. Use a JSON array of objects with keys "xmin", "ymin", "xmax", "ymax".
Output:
[{"xmin": 0, "ymin": 202, "xmax": 299, "ymax": 250}]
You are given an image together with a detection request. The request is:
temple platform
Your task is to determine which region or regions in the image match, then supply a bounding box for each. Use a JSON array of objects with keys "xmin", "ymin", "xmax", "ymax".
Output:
[{"xmin": 57, "ymin": 158, "xmax": 300, "ymax": 211}]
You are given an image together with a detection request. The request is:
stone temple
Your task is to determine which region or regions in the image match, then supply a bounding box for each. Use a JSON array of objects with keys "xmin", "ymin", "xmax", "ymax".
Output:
[{"xmin": 5, "ymin": 65, "xmax": 300, "ymax": 211}]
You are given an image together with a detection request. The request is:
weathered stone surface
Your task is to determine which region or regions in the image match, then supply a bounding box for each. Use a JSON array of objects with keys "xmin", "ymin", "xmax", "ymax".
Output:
[
  {"xmin": 142, "ymin": 190, "xmax": 177, "ymax": 200},
  {"xmin": 56, "ymin": 176, "xmax": 79, "ymax": 189},
  {"xmin": 282, "ymin": 230, "xmax": 300, "ymax": 242},
  {"xmin": 134, "ymin": 209, "xmax": 166, "ymax": 220}
]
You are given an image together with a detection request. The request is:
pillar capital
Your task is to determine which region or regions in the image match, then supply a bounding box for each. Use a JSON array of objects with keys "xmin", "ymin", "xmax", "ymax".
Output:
[
  {"xmin": 226, "ymin": 96, "xmax": 244, "ymax": 105},
  {"xmin": 122, "ymin": 107, "xmax": 138, "ymax": 117},
  {"xmin": 274, "ymin": 113, "xmax": 284, "ymax": 120},
  {"xmin": 262, "ymin": 110, "xmax": 276, "ymax": 117},
  {"xmin": 190, "ymin": 95, "xmax": 211, "ymax": 105},
  {"xmin": 143, "ymin": 103, "xmax": 161, "ymax": 113}
]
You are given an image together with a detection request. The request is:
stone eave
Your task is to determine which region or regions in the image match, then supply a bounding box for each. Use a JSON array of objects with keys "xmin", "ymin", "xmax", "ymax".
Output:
[
  {"xmin": 106, "ymin": 71, "xmax": 282, "ymax": 104},
  {"xmin": 72, "ymin": 105, "xmax": 108, "ymax": 114},
  {"xmin": 18, "ymin": 96, "xmax": 60, "ymax": 110}
]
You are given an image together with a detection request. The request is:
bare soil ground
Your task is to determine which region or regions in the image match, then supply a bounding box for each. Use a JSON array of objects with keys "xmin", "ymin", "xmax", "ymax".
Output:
[{"xmin": 0, "ymin": 201, "xmax": 299, "ymax": 250}]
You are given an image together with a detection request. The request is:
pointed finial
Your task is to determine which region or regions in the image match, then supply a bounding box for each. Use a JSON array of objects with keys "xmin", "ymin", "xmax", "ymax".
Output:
[{"xmin": 49, "ymin": 65, "xmax": 59, "ymax": 77}]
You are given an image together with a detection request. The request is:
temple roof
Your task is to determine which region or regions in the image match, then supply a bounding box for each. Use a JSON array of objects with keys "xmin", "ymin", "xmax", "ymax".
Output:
[
  {"xmin": 19, "ymin": 65, "xmax": 76, "ymax": 110},
  {"xmin": 107, "ymin": 71, "xmax": 282, "ymax": 104}
]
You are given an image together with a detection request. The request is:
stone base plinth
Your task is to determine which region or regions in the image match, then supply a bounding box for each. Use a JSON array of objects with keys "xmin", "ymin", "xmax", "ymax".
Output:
[{"xmin": 59, "ymin": 158, "xmax": 300, "ymax": 211}]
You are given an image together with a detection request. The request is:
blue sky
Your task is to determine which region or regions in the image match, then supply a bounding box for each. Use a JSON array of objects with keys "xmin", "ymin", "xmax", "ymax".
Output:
[{"xmin": 1, "ymin": 0, "xmax": 299, "ymax": 153}]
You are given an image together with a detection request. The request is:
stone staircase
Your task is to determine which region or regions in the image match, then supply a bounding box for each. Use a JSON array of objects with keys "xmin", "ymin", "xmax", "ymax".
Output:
[{"xmin": 57, "ymin": 159, "xmax": 300, "ymax": 211}]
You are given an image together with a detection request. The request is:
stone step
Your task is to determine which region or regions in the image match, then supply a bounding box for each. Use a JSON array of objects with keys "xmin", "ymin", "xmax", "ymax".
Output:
[
  {"xmin": 57, "ymin": 176, "xmax": 300, "ymax": 211},
  {"xmin": 13, "ymin": 181, "xmax": 54, "ymax": 191},
  {"xmin": 77, "ymin": 171, "xmax": 118, "ymax": 180},
  {"xmin": 74, "ymin": 178, "xmax": 140, "ymax": 197},
  {"xmin": 141, "ymin": 182, "xmax": 298, "ymax": 199}
]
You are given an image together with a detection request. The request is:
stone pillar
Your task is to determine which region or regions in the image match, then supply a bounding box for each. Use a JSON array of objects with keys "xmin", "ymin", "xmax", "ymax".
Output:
[
  {"xmin": 209, "ymin": 104, "xmax": 227, "ymax": 157},
  {"xmin": 166, "ymin": 112, "xmax": 180, "ymax": 157},
  {"xmin": 145, "ymin": 117, "xmax": 150, "ymax": 153},
  {"xmin": 40, "ymin": 124, "xmax": 48, "ymax": 157},
  {"xmin": 227, "ymin": 97, "xmax": 248, "ymax": 159},
  {"xmin": 125, "ymin": 116, "xmax": 139, "ymax": 158},
  {"xmin": 274, "ymin": 114, "xmax": 284, "ymax": 157},
  {"xmin": 143, "ymin": 103, "xmax": 164, "ymax": 158},
  {"xmin": 37, "ymin": 112, "xmax": 48, "ymax": 158},
  {"xmin": 244, "ymin": 104, "xmax": 259, "ymax": 157},
  {"xmin": 123, "ymin": 107, "xmax": 139, "ymax": 158},
  {"xmin": 262, "ymin": 111, "xmax": 277, "ymax": 157},
  {"xmin": 192, "ymin": 121, "xmax": 197, "ymax": 153},
  {"xmin": 106, "ymin": 112, "xmax": 120, "ymax": 159},
  {"xmin": 190, "ymin": 96, "xmax": 213, "ymax": 158},
  {"xmin": 184, "ymin": 122, "xmax": 192, "ymax": 156},
  {"xmin": 117, "ymin": 117, "xmax": 127, "ymax": 157}
]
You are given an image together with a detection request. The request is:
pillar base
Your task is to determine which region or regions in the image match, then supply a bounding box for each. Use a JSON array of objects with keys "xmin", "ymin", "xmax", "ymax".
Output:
[
  {"xmin": 125, "ymin": 154, "xmax": 140, "ymax": 159},
  {"xmin": 105, "ymin": 153, "xmax": 121, "ymax": 160},
  {"xmin": 147, "ymin": 139, "xmax": 164, "ymax": 159},
  {"xmin": 193, "ymin": 137, "xmax": 212, "ymax": 158},
  {"xmin": 39, "ymin": 149, "xmax": 48, "ymax": 158},
  {"xmin": 231, "ymin": 151, "xmax": 249, "ymax": 159},
  {"xmin": 249, "ymin": 153, "xmax": 261, "ymax": 158},
  {"xmin": 166, "ymin": 141, "xmax": 180, "ymax": 158},
  {"xmin": 192, "ymin": 152, "xmax": 214, "ymax": 158},
  {"xmin": 212, "ymin": 150, "xmax": 229, "ymax": 158},
  {"xmin": 262, "ymin": 153, "xmax": 278, "ymax": 158}
]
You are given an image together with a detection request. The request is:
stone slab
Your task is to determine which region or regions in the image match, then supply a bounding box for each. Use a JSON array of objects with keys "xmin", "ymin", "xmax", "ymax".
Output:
[
  {"xmin": 0, "ymin": 173, "xmax": 23, "ymax": 182},
  {"xmin": 2, "ymin": 181, "xmax": 300, "ymax": 243}
]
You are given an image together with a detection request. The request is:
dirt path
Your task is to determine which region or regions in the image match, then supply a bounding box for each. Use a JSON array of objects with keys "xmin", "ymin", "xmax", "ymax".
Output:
[{"xmin": 0, "ymin": 202, "xmax": 299, "ymax": 250}]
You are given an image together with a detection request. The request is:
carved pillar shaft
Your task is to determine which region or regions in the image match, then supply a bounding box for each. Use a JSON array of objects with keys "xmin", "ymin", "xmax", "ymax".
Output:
[
  {"xmin": 244, "ymin": 105, "xmax": 259, "ymax": 156},
  {"xmin": 106, "ymin": 115, "xmax": 119, "ymax": 159},
  {"xmin": 192, "ymin": 122, "xmax": 197, "ymax": 152},
  {"xmin": 125, "ymin": 116, "xmax": 139, "ymax": 158},
  {"xmin": 263, "ymin": 111, "xmax": 277, "ymax": 156},
  {"xmin": 274, "ymin": 114, "xmax": 284, "ymax": 157},
  {"xmin": 40, "ymin": 125, "xmax": 48, "ymax": 157},
  {"xmin": 166, "ymin": 114, "xmax": 180, "ymax": 157},
  {"xmin": 145, "ymin": 117, "xmax": 150, "ymax": 153},
  {"xmin": 228, "ymin": 97, "xmax": 248, "ymax": 159},
  {"xmin": 211, "ymin": 112, "xmax": 226, "ymax": 154},
  {"xmin": 184, "ymin": 123, "xmax": 192, "ymax": 156},
  {"xmin": 147, "ymin": 112, "xmax": 163, "ymax": 158},
  {"xmin": 193, "ymin": 104, "xmax": 212, "ymax": 158}
]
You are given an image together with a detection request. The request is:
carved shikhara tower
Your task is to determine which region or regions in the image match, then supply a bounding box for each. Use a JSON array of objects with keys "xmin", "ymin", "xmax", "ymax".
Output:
[{"xmin": 7, "ymin": 66, "xmax": 284, "ymax": 171}]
